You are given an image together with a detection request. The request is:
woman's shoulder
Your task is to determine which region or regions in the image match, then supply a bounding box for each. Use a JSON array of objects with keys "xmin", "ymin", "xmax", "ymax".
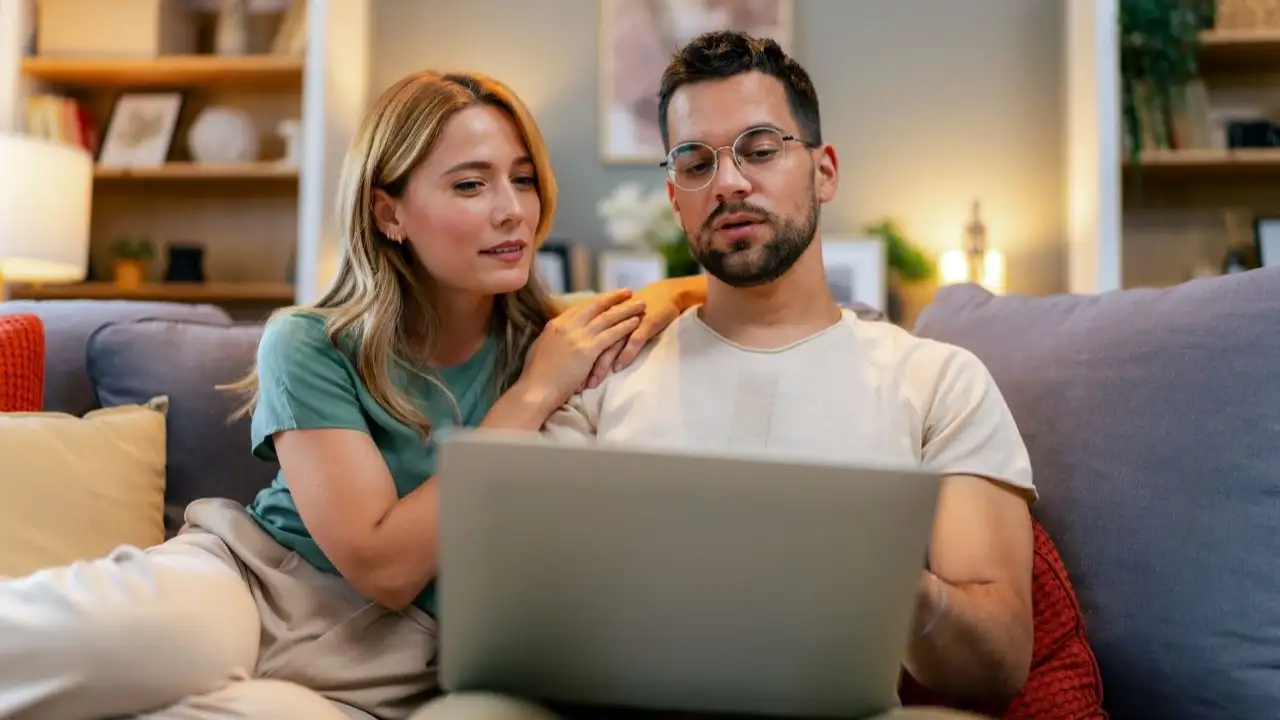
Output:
[{"xmin": 257, "ymin": 308, "xmax": 351, "ymax": 370}]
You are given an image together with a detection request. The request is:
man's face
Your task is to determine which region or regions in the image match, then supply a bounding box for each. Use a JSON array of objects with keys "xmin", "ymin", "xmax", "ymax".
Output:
[{"xmin": 663, "ymin": 72, "xmax": 838, "ymax": 287}]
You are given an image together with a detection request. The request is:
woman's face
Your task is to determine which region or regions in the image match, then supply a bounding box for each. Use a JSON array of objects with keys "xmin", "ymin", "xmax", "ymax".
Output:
[{"xmin": 377, "ymin": 104, "xmax": 542, "ymax": 298}]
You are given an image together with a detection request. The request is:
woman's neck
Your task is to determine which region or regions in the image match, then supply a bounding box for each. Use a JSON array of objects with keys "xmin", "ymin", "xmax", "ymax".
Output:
[{"xmin": 429, "ymin": 289, "xmax": 495, "ymax": 367}]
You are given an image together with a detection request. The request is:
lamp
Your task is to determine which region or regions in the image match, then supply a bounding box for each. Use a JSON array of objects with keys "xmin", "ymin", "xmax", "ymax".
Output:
[
  {"xmin": 0, "ymin": 133, "xmax": 93, "ymax": 301},
  {"xmin": 938, "ymin": 200, "xmax": 1007, "ymax": 294}
]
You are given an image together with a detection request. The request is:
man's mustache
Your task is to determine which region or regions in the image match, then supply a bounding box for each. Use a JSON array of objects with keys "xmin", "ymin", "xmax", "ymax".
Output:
[{"xmin": 700, "ymin": 202, "xmax": 775, "ymax": 234}]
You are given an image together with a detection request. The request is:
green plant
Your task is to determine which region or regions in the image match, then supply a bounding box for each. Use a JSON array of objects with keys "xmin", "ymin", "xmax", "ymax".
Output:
[
  {"xmin": 112, "ymin": 236, "xmax": 155, "ymax": 261},
  {"xmin": 1119, "ymin": 0, "xmax": 1216, "ymax": 165},
  {"xmin": 863, "ymin": 218, "xmax": 935, "ymax": 283}
]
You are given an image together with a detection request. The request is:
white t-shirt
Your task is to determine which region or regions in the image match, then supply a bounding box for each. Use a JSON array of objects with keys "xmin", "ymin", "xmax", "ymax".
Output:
[{"xmin": 542, "ymin": 308, "xmax": 1035, "ymax": 500}]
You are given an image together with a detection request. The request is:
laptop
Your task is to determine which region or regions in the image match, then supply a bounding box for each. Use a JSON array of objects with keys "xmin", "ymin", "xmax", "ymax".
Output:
[{"xmin": 435, "ymin": 430, "xmax": 943, "ymax": 718}]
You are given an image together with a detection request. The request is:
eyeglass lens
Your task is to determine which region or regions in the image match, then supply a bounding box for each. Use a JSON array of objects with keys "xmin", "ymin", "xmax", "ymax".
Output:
[{"xmin": 666, "ymin": 127, "xmax": 789, "ymax": 191}]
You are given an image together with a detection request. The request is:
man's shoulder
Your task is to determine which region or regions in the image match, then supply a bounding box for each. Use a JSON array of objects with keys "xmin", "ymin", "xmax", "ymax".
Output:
[{"xmin": 840, "ymin": 313, "xmax": 992, "ymax": 391}]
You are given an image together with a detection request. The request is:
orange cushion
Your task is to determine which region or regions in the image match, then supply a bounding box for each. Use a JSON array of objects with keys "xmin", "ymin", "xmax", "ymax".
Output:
[
  {"xmin": 0, "ymin": 314, "xmax": 45, "ymax": 413},
  {"xmin": 899, "ymin": 517, "xmax": 1106, "ymax": 719}
]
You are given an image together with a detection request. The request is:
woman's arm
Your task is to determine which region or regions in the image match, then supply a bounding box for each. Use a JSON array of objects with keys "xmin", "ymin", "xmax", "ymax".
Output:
[{"xmin": 275, "ymin": 388, "xmax": 554, "ymax": 610}]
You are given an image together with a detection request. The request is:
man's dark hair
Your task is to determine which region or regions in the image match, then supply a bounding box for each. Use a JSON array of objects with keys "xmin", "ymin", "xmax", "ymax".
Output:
[{"xmin": 657, "ymin": 31, "xmax": 822, "ymax": 151}]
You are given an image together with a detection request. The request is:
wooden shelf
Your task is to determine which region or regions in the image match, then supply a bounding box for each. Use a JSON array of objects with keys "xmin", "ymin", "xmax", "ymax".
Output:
[
  {"xmin": 20, "ymin": 55, "xmax": 304, "ymax": 90},
  {"xmin": 1198, "ymin": 28, "xmax": 1280, "ymax": 76},
  {"xmin": 9, "ymin": 282, "xmax": 296, "ymax": 304},
  {"xmin": 94, "ymin": 162, "xmax": 299, "ymax": 181},
  {"xmin": 1124, "ymin": 147, "xmax": 1280, "ymax": 176}
]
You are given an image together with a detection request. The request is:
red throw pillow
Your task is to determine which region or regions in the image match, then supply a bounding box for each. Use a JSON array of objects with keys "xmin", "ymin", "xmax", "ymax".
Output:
[
  {"xmin": 0, "ymin": 314, "xmax": 45, "ymax": 413},
  {"xmin": 899, "ymin": 517, "xmax": 1106, "ymax": 719}
]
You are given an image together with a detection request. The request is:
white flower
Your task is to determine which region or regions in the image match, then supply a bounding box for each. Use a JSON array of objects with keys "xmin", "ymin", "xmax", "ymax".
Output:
[{"xmin": 598, "ymin": 182, "xmax": 684, "ymax": 249}]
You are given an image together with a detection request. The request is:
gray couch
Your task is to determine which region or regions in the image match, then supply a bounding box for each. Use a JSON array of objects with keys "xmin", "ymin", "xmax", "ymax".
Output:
[{"xmin": 4, "ymin": 267, "xmax": 1279, "ymax": 720}]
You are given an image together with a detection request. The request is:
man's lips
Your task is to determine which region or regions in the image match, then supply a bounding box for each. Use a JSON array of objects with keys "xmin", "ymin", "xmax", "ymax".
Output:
[{"xmin": 712, "ymin": 212, "xmax": 765, "ymax": 231}]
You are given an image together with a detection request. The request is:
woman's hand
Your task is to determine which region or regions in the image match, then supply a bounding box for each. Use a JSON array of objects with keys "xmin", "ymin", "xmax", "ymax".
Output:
[
  {"xmin": 587, "ymin": 275, "xmax": 706, "ymax": 386},
  {"xmin": 515, "ymin": 288, "xmax": 645, "ymax": 413}
]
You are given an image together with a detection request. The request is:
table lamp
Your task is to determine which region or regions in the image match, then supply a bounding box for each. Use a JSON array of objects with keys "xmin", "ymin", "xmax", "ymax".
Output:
[
  {"xmin": 0, "ymin": 133, "xmax": 93, "ymax": 301},
  {"xmin": 938, "ymin": 200, "xmax": 1007, "ymax": 294}
]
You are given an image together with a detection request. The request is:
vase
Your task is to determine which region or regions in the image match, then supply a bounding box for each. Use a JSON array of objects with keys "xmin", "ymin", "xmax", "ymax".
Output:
[
  {"xmin": 114, "ymin": 259, "xmax": 145, "ymax": 289},
  {"xmin": 215, "ymin": 0, "xmax": 250, "ymax": 55}
]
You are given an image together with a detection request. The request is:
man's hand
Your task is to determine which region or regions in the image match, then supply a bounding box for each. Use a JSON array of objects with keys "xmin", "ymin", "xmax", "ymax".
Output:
[
  {"xmin": 904, "ymin": 474, "xmax": 1034, "ymax": 701},
  {"xmin": 586, "ymin": 275, "xmax": 706, "ymax": 387}
]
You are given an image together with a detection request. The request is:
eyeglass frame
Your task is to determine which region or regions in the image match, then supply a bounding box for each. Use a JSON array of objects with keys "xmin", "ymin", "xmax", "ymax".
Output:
[{"xmin": 659, "ymin": 125, "xmax": 818, "ymax": 191}]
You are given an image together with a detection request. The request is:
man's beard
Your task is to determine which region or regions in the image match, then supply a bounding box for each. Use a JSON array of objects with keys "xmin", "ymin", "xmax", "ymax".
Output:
[{"xmin": 691, "ymin": 195, "xmax": 819, "ymax": 288}]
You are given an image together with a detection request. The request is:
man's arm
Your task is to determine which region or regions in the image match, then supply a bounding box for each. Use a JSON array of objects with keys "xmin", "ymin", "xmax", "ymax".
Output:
[{"xmin": 902, "ymin": 344, "xmax": 1036, "ymax": 701}]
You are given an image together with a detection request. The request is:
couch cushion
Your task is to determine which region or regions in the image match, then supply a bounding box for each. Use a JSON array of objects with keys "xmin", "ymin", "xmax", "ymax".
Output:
[
  {"xmin": 86, "ymin": 319, "xmax": 275, "ymax": 532},
  {"xmin": 0, "ymin": 314, "xmax": 44, "ymax": 412},
  {"xmin": 911, "ymin": 270, "xmax": 1280, "ymax": 720},
  {"xmin": 0, "ymin": 397, "xmax": 167, "ymax": 578},
  {"xmin": 0, "ymin": 300, "xmax": 232, "ymax": 416}
]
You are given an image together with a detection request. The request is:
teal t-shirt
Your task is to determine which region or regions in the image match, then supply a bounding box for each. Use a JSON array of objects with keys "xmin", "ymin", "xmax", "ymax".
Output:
[{"xmin": 245, "ymin": 310, "xmax": 497, "ymax": 616}]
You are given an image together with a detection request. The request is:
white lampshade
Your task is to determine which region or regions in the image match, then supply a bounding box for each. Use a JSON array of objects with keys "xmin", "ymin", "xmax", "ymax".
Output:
[{"xmin": 0, "ymin": 133, "xmax": 93, "ymax": 283}]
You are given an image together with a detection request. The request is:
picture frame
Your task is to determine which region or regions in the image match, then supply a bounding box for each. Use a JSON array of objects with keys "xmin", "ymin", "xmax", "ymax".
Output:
[
  {"xmin": 1255, "ymin": 216, "xmax": 1280, "ymax": 268},
  {"xmin": 598, "ymin": 250, "xmax": 667, "ymax": 292},
  {"xmin": 97, "ymin": 92, "xmax": 183, "ymax": 169},
  {"xmin": 598, "ymin": 0, "xmax": 794, "ymax": 164},
  {"xmin": 821, "ymin": 236, "xmax": 888, "ymax": 310},
  {"xmin": 534, "ymin": 242, "xmax": 573, "ymax": 295}
]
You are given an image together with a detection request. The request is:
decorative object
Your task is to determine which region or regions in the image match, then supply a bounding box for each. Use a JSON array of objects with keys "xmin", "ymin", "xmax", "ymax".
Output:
[
  {"xmin": 164, "ymin": 244, "xmax": 206, "ymax": 283},
  {"xmin": 1119, "ymin": 0, "xmax": 1217, "ymax": 169},
  {"xmin": 98, "ymin": 92, "xmax": 183, "ymax": 169},
  {"xmin": 820, "ymin": 236, "xmax": 888, "ymax": 310},
  {"xmin": 598, "ymin": 251, "xmax": 667, "ymax": 292},
  {"xmin": 277, "ymin": 119, "xmax": 302, "ymax": 166},
  {"xmin": 111, "ymin": 237, "xmax": 155, "ymax": 289},
  {"xmin": 1215, "ymin": 0, "xmax": 1280, "ymax": 29},
  {"xmin": 214, "ymin": 0, "xmax": 250, "ymax": 55},
  {"xmin": 270, "ymin": 0, "xmax": 309, "ymax": 56},
  {"xmin": 598, "ymin": 182, "xmax": 700, "ymax": 277},
  {"xmin": 938, "ymin": 201, "xmax": 1007, "ymax": 295},
  {"xmin": 35, "ymin": 0, "xmax": 197, "ymax": 58},
  {"xmin": 599, "ymin": 0, "xmax": 794, "ymax": 163},
  {"xmin": 188, "ymin": 107, "xmax": 259, "ymax": 164},
  {"xmin": 1256, "ymin": 216, "xmax": 1280, "ymax": 267},
  {"xmin": 863, "ymin": 218, "xmax": 936, "ymax": 324},
  {"xmin": 0, "ymin": 133, "xmax": 92, "ymax": 301},
  {"xmin": 535, "ymin": 242, "xmax": 573, "ymax": 294}
]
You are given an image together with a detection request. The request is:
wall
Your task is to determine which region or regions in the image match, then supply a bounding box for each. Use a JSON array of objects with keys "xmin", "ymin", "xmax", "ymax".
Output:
[{"xmin": 372, "ymin": 0, "xmax": 1066, "ymax": 296}]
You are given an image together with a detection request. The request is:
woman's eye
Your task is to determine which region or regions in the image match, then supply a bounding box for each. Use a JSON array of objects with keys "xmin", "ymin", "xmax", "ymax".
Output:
[
  {"xmin": 454, "ymin": 180, "xmax": 483, "ymax": 193},
  {"xmin": 513, "ymin": 175, "xmax": 536, "ymax": 188}
]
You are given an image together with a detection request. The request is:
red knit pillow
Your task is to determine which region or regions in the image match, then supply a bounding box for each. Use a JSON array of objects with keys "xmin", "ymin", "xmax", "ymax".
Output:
[
  {"xmin": 0, "ymin": 314, "xmax": 45, "ymax": 413},
  {"xmin": 899, "ymin": 517, "xmax": 1106, "ymax": 719}
]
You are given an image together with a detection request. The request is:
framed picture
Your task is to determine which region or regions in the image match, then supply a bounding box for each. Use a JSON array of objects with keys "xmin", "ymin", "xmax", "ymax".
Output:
[
  {"xmin": 598, "ymin": 0, "xmax": 794, "ymax": 164},
  {"xmin": 821, "ymin": 236, "xmax": 887, "ymax": 310},
  {"xmin": 598, "ymin": 251, "xmax": 666, "ymax": 292},
  {"xmin": 1255, "ymin": 217, "xmax": 1280, "ymax": 268},
  {"xmin": 98, "ymin": 92, "xmax": 183, "ymax": 168},
  {"xmin": 535, "ymin": 242, "xmax": 573, "ymax": 294}
]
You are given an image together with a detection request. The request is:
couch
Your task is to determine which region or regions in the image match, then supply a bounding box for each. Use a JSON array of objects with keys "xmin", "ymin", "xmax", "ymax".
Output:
[{"xmin": 2, "ymin": 267, "xmax": 1278, "ymax": 719}]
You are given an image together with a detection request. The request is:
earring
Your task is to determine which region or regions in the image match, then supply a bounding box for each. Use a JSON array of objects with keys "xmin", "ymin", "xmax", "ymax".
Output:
[{"xmin": 387, "ymin": 230, "xmax": 404, "ymax": 243}]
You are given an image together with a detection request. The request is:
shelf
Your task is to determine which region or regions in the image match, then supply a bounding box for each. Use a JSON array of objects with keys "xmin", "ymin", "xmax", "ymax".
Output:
[
  {"xmin": 20, "ymin": 55, "xmax": 304, "ymax": 90},
  {"xmin": 94, "ymin": 162, "xmax": 299, "ymax": 181},
  {"xmin": 9, "ymin": 282, "xmax": 296, "ymax": 304},
  {"xmin": 1198, "ymin": 28, "xmax": 1280, "ymax": 76},
  {"xmin": 1124, "ymin": 148, "xmax": 1280, "ymax": 177}
]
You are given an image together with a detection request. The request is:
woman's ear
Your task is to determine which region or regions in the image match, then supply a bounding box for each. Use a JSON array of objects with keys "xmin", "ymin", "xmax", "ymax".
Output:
[{"xmin": 371, "ymin": 188, "xmax": 405, "ymax": 242}]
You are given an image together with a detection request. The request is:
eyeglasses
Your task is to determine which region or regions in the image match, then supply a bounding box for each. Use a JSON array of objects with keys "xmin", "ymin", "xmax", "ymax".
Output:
[{"xmin": 661, "ymin": 126, "xmax": 813, "ymax": 192}]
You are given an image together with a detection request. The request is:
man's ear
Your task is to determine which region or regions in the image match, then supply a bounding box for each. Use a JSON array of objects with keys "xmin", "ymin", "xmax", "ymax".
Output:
[
  {"xmin": 815, "ymin": 144, "xmax": 839, "ymax": 204},
  {"xmin": 371, "ymin": 188, "xmax": 404, "ymax": 241}
]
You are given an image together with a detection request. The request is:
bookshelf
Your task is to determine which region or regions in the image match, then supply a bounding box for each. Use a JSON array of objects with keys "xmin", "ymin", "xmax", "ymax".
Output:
[{"xmin": 0, "ymin": 0, "xmax": 373, "ymax": 318}]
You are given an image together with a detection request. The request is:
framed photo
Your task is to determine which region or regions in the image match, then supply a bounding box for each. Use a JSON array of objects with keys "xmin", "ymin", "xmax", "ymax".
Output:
[
  {"xmin": 535, "ymin": 242, "xmax": 572, "ymax": 294},
  {"xmin": 1255, "ymin": 217, "xmax": 1280, "ymax": 268},
  {"xmin": 821, "ymin": 236, "xmax": 887, "ymax": 310},
  {"xmin": 598, "ymin": 251, "xmax": 666, "ymax": 292},
  {"xmin": 98, "ymin": 92, "xmax": 183, "ymax": 168},
  {"xmin": 598, "ymin": 0, "xmax": 794, "ymax": 164}
]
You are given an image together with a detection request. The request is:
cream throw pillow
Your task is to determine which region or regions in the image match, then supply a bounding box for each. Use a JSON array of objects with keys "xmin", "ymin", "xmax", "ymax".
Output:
[{"xmin": 0, "ymin": 397, "xmax": 168, "ymax": 578}]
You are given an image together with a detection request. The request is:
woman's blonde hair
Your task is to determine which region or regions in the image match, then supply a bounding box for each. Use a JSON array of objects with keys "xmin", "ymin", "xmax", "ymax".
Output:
[{"xmin": 224, "ymin": 70, "xmax": 560, "ymax": 439}]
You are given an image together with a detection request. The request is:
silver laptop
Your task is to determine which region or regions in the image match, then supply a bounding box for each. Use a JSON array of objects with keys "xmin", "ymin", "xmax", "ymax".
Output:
[{"xmin": 435, "ymin": 430, "xmax": 942, "ymax": 718}]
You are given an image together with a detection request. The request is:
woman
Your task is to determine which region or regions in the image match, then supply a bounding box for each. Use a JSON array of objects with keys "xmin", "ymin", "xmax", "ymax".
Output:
[{"xmin": 0, "ymin": 71, "xmax": 705, "ymax": 720}]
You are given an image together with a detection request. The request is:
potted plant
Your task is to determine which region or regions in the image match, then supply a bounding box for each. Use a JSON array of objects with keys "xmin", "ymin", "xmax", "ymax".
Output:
[
  {"xmin": 598, "ymin": 183, "xmax": 700, "ymax": 278},
  {"xmin": 111, "ymin": 236, "xmax": 155, "ymax": 289},
  {"xmin": 1119, "ymin": 0, "xmax": 1216, "ymax": 169},
  {"xmin": 863, "ymin": 218, "xmax": 936, "ymax": 325}
]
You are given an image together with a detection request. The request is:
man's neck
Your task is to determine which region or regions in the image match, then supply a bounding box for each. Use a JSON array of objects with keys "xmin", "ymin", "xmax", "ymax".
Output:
[
  {"xmin": 428, "ymin": 287, "xmax": 494, "ymax": 367},
  {"xmin": 698, "ymin": 243, "xmax": 842, "ymax": 350}
]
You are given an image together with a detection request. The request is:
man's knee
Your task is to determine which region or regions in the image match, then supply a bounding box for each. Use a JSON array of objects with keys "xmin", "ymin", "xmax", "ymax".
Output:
[
  {"xmin": 141, "ymin": 679, "xmax": 353, "ymax": 720},
  {"xmin": 407, "ymin": 692, "xmax": 563, "ymax": 720}
]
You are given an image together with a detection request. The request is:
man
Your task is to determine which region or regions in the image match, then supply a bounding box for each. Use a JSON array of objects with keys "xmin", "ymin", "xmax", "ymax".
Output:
[{"xmin": 414, "ymin": 31, "xmax": 1034, "ymax": 720}]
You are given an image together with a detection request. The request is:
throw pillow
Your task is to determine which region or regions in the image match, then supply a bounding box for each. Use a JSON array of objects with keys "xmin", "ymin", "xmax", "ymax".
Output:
[
  {"xmin": 0, "ymin": 313, "xmax": 44, "ymax": 412},
  {"xmin": 898, "ymin": 518, "xmax": 1106, "ymax": 719},
  {"xmin": 0, "ymin": 397, "xmax": 168, "ymax": 579}
]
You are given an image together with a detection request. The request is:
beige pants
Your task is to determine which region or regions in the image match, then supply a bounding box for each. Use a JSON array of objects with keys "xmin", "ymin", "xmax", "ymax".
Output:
[{"xmin": 0, "ymin": 498, "xmax": 437, "ymax": 720}]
